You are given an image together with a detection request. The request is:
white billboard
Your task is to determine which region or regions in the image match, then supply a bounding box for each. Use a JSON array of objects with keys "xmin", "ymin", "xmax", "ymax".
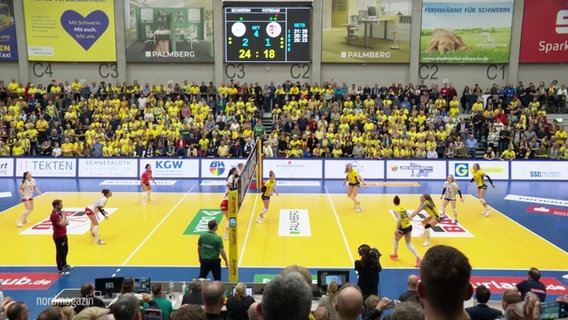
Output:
[
  {"xmin": 78, "ymin": 158, "xmax": 138, "ymax": 178},
  {"xmin": 200, "ymin": 159, "xmax": 246, "ymax": 179},
  {"xmin": 448, "ymin": 160, "xmax": 509, "ymax": 180},
  {"xmin": 511, "ymin": 161, "xmax": 568, "ymax": 180},
  {"xmin": 263, "ymin": 159, "xmax": 323, "ymax": 179},
  {"xmin": 386, "ymin": 160, "xmax": 446, "ymax": 180},
  {"xmin": 324, "ymin": 160, "xmax": 384, "ymax": 179},
  {"xmin": 0, "ymin": 158, "xmax": 14, "ymax": 177},
  {"xmin": 15, "ymin": 158, "xmax": 76, "ymax": 177},
  {"xmin": 143, "ymin": 159, "xmax": 199, "ymax": 178}
]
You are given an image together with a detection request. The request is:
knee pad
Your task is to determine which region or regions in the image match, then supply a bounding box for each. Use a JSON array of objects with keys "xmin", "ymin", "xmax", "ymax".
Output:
[
  {"xmin": 425, "ymin": 224, "xmax": 431, "ymax": 229},
  {"xmin": 452, "ymin": 208, "xmax": 458, "ymax": 214}
]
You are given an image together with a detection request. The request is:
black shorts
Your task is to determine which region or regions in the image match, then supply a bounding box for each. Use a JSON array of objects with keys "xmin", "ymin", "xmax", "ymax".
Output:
[
  {"xmin": 398, "ymin": 225, "xmax": 412, "ymax": 234},
  {"xmin": 444, "ymin": 198, "xmax": 456, "ymax": 202},
  {"xmin": 261, "ymin": 195, "xmax": 270, "ymax": 201},
  {"xmin": 478, "ymin": 185, "xmax": 487, "ymax": 190},
  {"xmin": 349, "ymin": 182, "xmax": 360, "ymax": 187}
]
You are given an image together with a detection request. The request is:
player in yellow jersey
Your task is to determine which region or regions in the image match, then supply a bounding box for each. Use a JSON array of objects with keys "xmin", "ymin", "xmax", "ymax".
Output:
[
  {"xmin": 256, "ymin": 170, "xmax": 278, "ymax": 224},
  {"xmin": 468, "ymin": 163, "xmax": 495, "ymax": 217},
  {"xmin": 389, "ymin": 195, "xmax": 422, "ymax": 267},
  {"xmin": 409, "ymin": 194, "xmax": 442, "ymax": 247},
  {"xmin": 343, "ymin": 163, "xmax": 366, "ymax": 213}
]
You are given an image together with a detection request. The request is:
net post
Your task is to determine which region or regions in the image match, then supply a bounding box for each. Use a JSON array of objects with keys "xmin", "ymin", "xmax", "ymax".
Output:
[
  {"xmin": 256, "ymin": 138, "xmax": 263, "ymax": 191},
  {"xmin": 228, "ymin": 189, "xmax": 238, "ymax": 282}
]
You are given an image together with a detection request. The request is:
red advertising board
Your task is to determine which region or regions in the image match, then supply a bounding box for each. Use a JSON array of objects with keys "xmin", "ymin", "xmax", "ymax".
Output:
[
  {"xmin": 520, "ymin": 0, "xmax": 568, "ymax": 62},
  {"xmin": 528, "ymin": 206, "xmax": 568, "ymax": 217},
  {"xmin": 0, "ymin": 272, "xmax": 59, "ymax": 290},
  {"xmin": 470, "ymin": 276, "xmax": 568, "ymax": 295}
]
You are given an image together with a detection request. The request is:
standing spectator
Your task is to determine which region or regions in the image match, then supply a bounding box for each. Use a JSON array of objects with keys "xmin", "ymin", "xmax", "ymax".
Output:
[
  {"xmin": 516, "ymin": 267, "xmax": 546, "ymax": 302},
  {"xmin": 472, "ymin": 112, "xmax": 484, "ymax": 141},
  {"xmin": 418, "ymin": 245, "xmax": 473, "ymax": 320},
  {"xmin": 50, "ymin": 199, "xmax": 71, "ymax": 276},
  {"xmin": 198, "ymin": 220, "xmax": 228, "ymax": 281},
  {"xmin": 465, "ymin": 285, "xmax": 503, "ymax": 320},
  {"xmin": 465, "ymin": 135, "xmax": 479, "ymax": 158}
]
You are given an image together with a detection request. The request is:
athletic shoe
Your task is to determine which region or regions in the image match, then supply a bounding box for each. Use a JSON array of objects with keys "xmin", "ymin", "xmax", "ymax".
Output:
[
  {"xmin": 355, "ymin": 208, "xmax": 362, "ymax": 213},
  {"xmin": 63, "ymin": 265, "xmax": 73, "ymax": 271},
  {"xmin": 141, "ymin": 202, "xmax": 146, "ymax": 206},
  {"xmin": 422, "ymin": 240, "xmax": 430, "ymax": 247},
  {"xmin": 58, "ymin": 271, "xmax": 70, "ymax": 276},
  {"xmin": 16, "ymin": 221, "xmax": 23, "ymax": 227},
  {"xmin": 24, "ymin": 219, "xmax": 30, "ymax": 224},
  {"xmin": 453, "ymin": 219, "xmax": 458, "ymax": 225},
  {"xmin": 148, "ymin": 198, "xmax": 153, "ymax": 201},
  {"xmin": 483, "ymin": 210, "xmax": 490, "ymax": 217},
  {"xmin": 562, "ymin": 274, "xmax": 568, "ymax": 279},
  {"xmin": 415, "ymin": 258, "xmax": 422, "ymax": 268},
  {"xmin": 96, "ymin": 240, "xmax": 106, "ymax": 245},
  {"xmin": 389, "ymin": 254, "xmax": 398, "ymax": 259},
  {"xmin": 256, "ymin": 217, "xmax": 263, "ymax": 224}
]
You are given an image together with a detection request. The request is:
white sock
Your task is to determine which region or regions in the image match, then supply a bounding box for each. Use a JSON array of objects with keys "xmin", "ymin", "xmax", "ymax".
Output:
[
  {"xmin": 19, "ymin": 210, "xmax": 31, "ymax": 222},
  {"xmin": 259, "ymin": 208, "xmax": 267, "ymax": 217},
  {"xmin": 407, "ymin": 242, "xmax": 419, "ymax": 258},
  {"xmin": 93, "ymin": 225, "xmax": 99, "ymax": 242},
  {"xmin": 393, "ymin": 240, "xmax": 399, "ymax": 254},
  {"xmin": 453, "ymin": 208, "xmax": 458, "ymax": 218},
  {"xmin": 142, "ymin": 192, "xmax": 147, "ymax": 202},
  {"xmin": 147, "ymin": 191, "xmax": 152, "ymax": 199},
  {"xmin": 424, "ymin": 229, "xmax": 431, "ymax": 241}
]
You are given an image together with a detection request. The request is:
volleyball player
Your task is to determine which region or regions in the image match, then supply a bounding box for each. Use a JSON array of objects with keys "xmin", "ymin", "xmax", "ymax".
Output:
[
  {"xmin": 468, "ymin": 163, "xmax": 495, "ymax": 217},
  {"xmin": 409, "ymin": 194, "xmax": 442, "ymax": 247},
  {"xmin": 440, "ymin": 175, "xmax": 464, "ymax": 224},
  {"xmin": 16, "ymin": 171, "xmax": 41, "ymax": 227},
  {"xmin": 221, "ymin": 167, "xmax": 240, "ymax": 239},
  {"xmin": 256, "ymin": 170, "xmax": 278, "ymax": 224},
  {"xmin": 85, "ymin": 189, "xmax": 112, "ymax": 245},
  {"xmin": 389, "ymin": 195, "xmax": 422, "ymax": 267},
  {"xmin": 343, "ymin": 163, "xmax": 365, "ymax": 212},
  {"xmin": 140, "ymin": 164, "xmax": 157, "ymax": 206}
]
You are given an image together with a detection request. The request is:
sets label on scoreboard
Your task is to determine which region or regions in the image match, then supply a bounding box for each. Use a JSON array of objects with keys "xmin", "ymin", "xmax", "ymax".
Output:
[{"xmin": 224, "ymin": 7, "xmax": 311, "ymax": 63}]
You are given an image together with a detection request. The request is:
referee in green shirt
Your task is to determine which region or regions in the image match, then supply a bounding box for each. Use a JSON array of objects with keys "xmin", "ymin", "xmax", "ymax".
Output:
[{"xmin": 198, "ymin": 220, "xmax": 228, "ymax": 280}]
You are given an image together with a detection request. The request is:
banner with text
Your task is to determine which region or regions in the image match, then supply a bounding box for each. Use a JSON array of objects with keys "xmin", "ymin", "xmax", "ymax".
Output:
[
  {"xmin": 16, "ymin": 158, "xmax": 76, "ymax": 177},
  {"xmin": 324, "ymin": 159, "xmax": 384, "ymax": 179},
  {"xmin": 520, "ymin": 0, "xmax": 568, "ymax": 62},
  {"xmin": 322, "ymin": 0, "xmax": 411, "ymax": 63},
  {"xmin": 142, "ymin": 159, "xmax": 199, "ymax": 178},
  {"xmin": 23, "ymin": 0, "xmax": 116, "ymax": 61},
  {"xmin": 263, "ymin": 159, "xmax": 323, "ymax": 179},
  {"xmin": 511, "ymin": 161, "xmax": 568, "ymax": 180},
  {"xmin": 0, "ymin": 158, "xmax": 14, "ymax": 177},
  {"xmin": 386, "ymin": 160, "xmax": 446, "ymax": 180},
  {"xmin": 420, "ymin": 0, "xmax": 513, "ymax": 64},
  {"xmin": 449, "ymin": 160, "xmax": 509, "ymax": 180},
  {"xmin": 125, "ymin": 0, "xmax": 214, "ymax": 62},
  {"xmin": 0, "ymin": 0, "xmax": 17, "ymax": 61},
  {"xmin": 79, "ymin": 159, "xmax": 138, "ymax": 178}
]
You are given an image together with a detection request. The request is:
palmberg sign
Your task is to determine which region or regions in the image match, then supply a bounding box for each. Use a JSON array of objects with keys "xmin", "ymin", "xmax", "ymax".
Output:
[{"xmin": 19, "ymin": 208, "xmax": 117, "ymax": 235}]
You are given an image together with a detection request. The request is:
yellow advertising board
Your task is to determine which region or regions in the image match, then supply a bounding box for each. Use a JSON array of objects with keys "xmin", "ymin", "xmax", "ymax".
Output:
[{"xmin": 23, "ymin": 0, "xmax": 116, "ymax": 61}]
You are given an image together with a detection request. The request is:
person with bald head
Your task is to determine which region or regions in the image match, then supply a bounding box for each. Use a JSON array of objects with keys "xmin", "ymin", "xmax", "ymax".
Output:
[
  {"xmin": 335, "ymin": 285, "xmax": 364, "ymax": 320},
  {"xmin": 398, "ymin": 274, "xmax": 419, "ymax": 302},
  {"xmin": 202, "ymin": 281, "xmax": 225, "ymax": 320}
]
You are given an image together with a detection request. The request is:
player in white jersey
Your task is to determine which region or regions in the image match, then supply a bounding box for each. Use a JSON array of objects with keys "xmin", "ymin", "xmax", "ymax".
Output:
[
  {"xmin": 440, "ymin": 175, "xmax": 463, "ymax": 224},
  {"xmin": 85, "ymin": 189, "xmax": 112, "ymax": 245},
  {"xmin": 16, "ymin": 171, "xmax": 41, "ymax": 227}
]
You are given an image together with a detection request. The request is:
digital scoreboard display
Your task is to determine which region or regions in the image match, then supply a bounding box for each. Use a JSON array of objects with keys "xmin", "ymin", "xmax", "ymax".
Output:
[{"xmin": 224, "ymin": 6, "xmax": 311, "ymax": 63}]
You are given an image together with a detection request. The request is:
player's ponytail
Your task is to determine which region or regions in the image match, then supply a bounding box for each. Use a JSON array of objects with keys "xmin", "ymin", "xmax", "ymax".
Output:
[
  {"xmin": 102, "ymin": 189, "xmax": 111, "ymax": 196},
  {"xmin": 21, "ymin": 172, "xmax": 29, "ymax": 185}
]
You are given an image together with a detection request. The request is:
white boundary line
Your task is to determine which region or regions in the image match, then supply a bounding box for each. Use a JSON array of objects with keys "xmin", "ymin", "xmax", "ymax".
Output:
[
  {"xmin": 325, "ymin": 185, "xmax": 354, "ymax": 262},
  {"xmin": 238, "ymin": 193, "xmax": 259, "ymax": 267},
  {"xmin": 120, "ymin": 184, "xmax": 197, "ymax": 267}
]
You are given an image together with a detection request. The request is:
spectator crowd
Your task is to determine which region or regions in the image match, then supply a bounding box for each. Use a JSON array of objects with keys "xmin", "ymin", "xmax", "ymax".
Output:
[{"xmin": 0, "ymin": 78, "xmax": 566, "ymax": 160}]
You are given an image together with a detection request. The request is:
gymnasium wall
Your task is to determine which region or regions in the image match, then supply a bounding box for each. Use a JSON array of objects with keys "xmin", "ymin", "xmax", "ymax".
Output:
[{"xmin": 2, "ymin": 0, "xmax": 567, "ymax": 92}]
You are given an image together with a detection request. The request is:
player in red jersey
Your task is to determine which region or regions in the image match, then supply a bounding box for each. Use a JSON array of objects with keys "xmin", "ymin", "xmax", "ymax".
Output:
[{"xmin": 140, "ymin": 164, "xmax": 157, "ymax": 206}]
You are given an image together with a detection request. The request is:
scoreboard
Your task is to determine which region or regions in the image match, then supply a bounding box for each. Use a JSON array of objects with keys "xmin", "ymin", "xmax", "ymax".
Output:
[{"xmin": 224, "ymin": 5, "xmax": 311, "ymax": 63}]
